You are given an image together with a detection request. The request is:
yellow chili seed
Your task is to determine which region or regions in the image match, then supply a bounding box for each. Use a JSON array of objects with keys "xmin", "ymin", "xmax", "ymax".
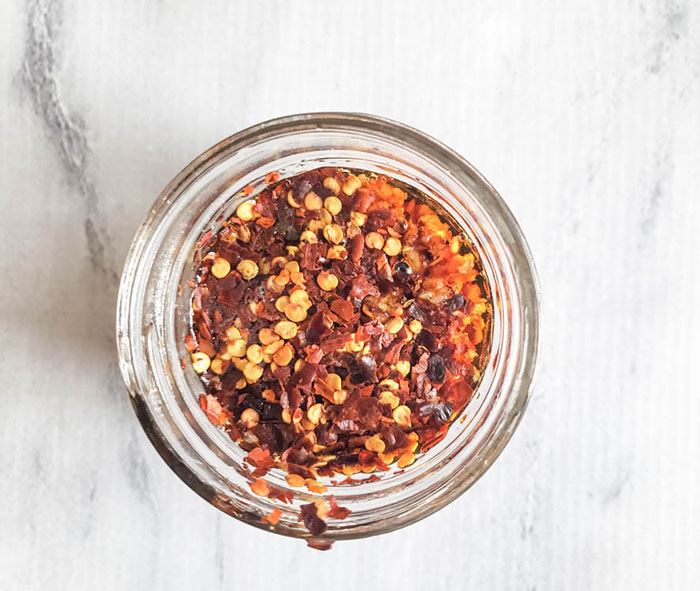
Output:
[
  {"xmin": 285, "ymin": 261, "xmax": 300, "ymax": 273},
  {"xmin": 285, "ymin": 473, "xmax": 306, "ymax": 487},
  {"xmin": 397, "ymin": 452, "xmax": 416, "ymax": 468},
  {"xmin": 274, "ymin": 269, "xmax": 290, "ymax": 286},
  {"xmin": 275, "ymin": 295, "xmax": 290, "ymax": 313},
  {"xmin": 378, "ymin": 451, "xmax": 396, "ymax": 465},
  {"xmin": 287, "ymin": 191, "xmax": 301, "ymax": 208},
  {"xmin": 294, "ymin": 359, "xmax": 305, "ymax": 372},
  {"xmin": 225, "ymin": 326, "xmax": 240, "ymax": 341},
  {"xmin": 323, "ymin": 223, "xmax": 344, "ymax": 245},
  {"xmin": 327, "ymin": 373, "xmax": 342, "ymax": 391},
  {"xmin": 383, "ymin": 237, "xmax": 402, "ymax": 257},
  {"xmin": 319, "ymin": 208, "xmax": 332, "ymax": 225},
  {"xmin": 243, "ymin": 362, "xmax": 264, "ymax": 383},
  {"xmin": 307, "ymin": 403, "xmax": 324, "ymax": 424},
  {"xmin": 281, "ymin": 409, "xmax": 292, "ymax": 424},
  {"xmin": 258, "ymin": 328, "xmax": 279, "ymax": 346},
  {"xmin": 379, "ymin": 378, "xmax": 399, "ymax": 390},
  {"xmin": 365, "ymin": 232, "xmax": 385, "ymax": 250},
  {"xmin": 236, "ymin": 200, "xmax": 255, "ymax": 221},
  {"xmin": 274, "ymin": 320, "xmax": 298, "ymax": 340},
  {"xmin": 305, "ymin": 479, "xmax": 327, "ymax": 493},
  {"xmin": 273, "ymin": 343, "xmax": 294, "ymax": 366},
  {"xmin": 350, "ymin": 211, "xmax": 367, "ymax": 226},
  {"xmin": 263, "ymin": 339, "xmax": 285, "ymax": 357},
  {"xmin": 235, "ymin": 378, "xmax": 247, "ymax": 389},
  {"xmin": 409, "ymin": 319, "xmax": 423, "ymax": 334},
  {"xmin": 210, "ymin": 358, "xmax": 225, "ymax": 375},
  {"xmin": 333, "ymin": 389, "xmax": 348, "ymax": 405},
  {"xmin": 262, "ymin": 389, "xmax": 277, "ymax": 402},
  {"xmin": 237, "ymin": 225, "xmax": 251, "ymax": 243},
  {"xmin": 284, "ymin": 303, "xmax": 307, "ymax": 323},
  {"xmin": 324, "ymin": 196, "xmax": 342, "ymax": 215},
  {"xmin": 327, "ymin": 245, "xmax": 348, "ymax": 260},
  {"xmin": 304, "ymin": 191, "xmax": 323, "ymax": 210},
  {"xmin": 237, "ymin": 259, "xmax": 259, "ymax": 280},
  {"xmin": 385, "ymin": 317, "xmax": 404, "ymax": 334},
  {"xmin": 342, "ymin": 175, "xmax": 361, "ymax": 196},
  {"xmin": 323, "ymin": 176, "xmax": 341, "ymax": 195},
  {"xmin": 393, "ymin": 405, "xmax": 412, "ymax": 428},
  {"xmin": 246, "ymin": 344, "xmax": 263, "ymax": 364},
  {"xmin": 211, "ymin": 257, "xmax": 230, "ymax": 278},
  {"xmin": 317, "ymin": 271, "xmax": 338, "ymax": 291},
  {"xmin": 191, "ymin": 352, "xmax": 210, "ymax": 373},
  {"xmin": 379, "ymin": 391, "xmax": 400, "ymax": 409},
  {"xmin": 289, "ymin": 289, "xmax": 311, "ymax": 309},
  {"xmin": 365, "ymin": 436, "xmax": 386, "ymax": 453},
  {"xmin": 290, "ymin": 271, "xmax": 305, "ymax": 284},
  {"xmin": 240, "ymin": 408, "xmax": 260, "ymax": 429},
  {"xmin": 396, "ymin": 360, "xmax": 411, "ymax": 376}
]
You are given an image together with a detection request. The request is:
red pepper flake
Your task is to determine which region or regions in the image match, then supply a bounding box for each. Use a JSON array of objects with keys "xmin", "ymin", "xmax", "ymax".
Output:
[
  {"xmin": 307, "ymin": 539, "xmax": 334, "ymax": 551},
  {"xmin": 327, "ymin": 495, "xmax": 351, "ymax": 520},
  {"xmin": 261, "ymin": 508, "xmax": 282, "ymax": 525},
  {"xmin": 198, "ymin": 394, "xmax": 227, "ymax": 427},
  {"xmin": 196, "ymin": 229, "xmax": 212, "ymax": 249},
  {"xmin": 249, "ymin": 478, "xmax": 270, "ymax": 497},
  {"xmin": 180, "ymin": 357, "xmax": 187, "ymax": 370},
  {"xmin": 187, "ymin": 166, "xmax": 493, "ymax": 537},
  {"xmin": 300, "ymin": 503, "xmax": 327, "ymax": 536}
]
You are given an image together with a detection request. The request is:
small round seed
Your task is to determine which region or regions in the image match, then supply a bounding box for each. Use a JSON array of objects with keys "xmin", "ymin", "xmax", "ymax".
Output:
[
  {"xmin": 396, "ymin": 360, "xmax": 411, "ymax": 377},
  {"xmin": 383, "ymin": 237, "xmax": 402, "ymax": 257},
  {"xmin": 327, "ymin": 373, "xmax": 342, "ymax": 391},
  {"xmin": 263, "ymin": 339, "xmax": 284, "ymax": 355},
  {"xmin": 235, "ymin": 378, "xmax": 247, "ymax": 389},
  {"xmin": 285, "ymin": 260, "xmax": 300, "ymax": 273},
  {"xmin": 210, "ymin": 358, "xmax": 225, "ymax": 375},
  {"xmin": 300, "ymin": 230, "xmax": 318, "ymax": 243},
  {"xmin": 246, "ymin": 344, "xmax": 263, "ymax": 364},
  {"xmin": 240, "ymin": 408, "xmax": 260, "ymax": 429},
  {"xmin": 317, "ymin": 271, "xmax": 338, "ymax": 291},
  {"xmin": 397, "ymin": 452, "xmax": 416, "ymax": 468},
  {"xmin": 243, "ymin": 362, "xmax": 264, "ymax": 383},
  {"xmin": 211, "ymin": 257, "xmax": 231, "ymax": 278},
  {"xmin": 327, "ymin": 245, "xmax": 348, "ymax": 260},
  {"xmin": 287, "ymin": 191, "xmax": 301, "ymax": 208},
  {"xmin": 393, "ymin": 405, "xmax": 412, "ymax": 428},
  {"xmin": 273, "ymin": 343, "xmax": 294, "ymax": 366},
  {"xmin": 191, "ymin": 352, "xmax": 210, "ymax": 373},
  {"xmin": 275, "ymin": 295, "xmax": 290, "ymax": 313},
  {"xmin": 379, "ymin": 378, "xmax": 399, "ymax": 390},
  {"xmin": 258, "ymin": 328, "xmax": 279, "ymax": 346},
  {"xmin": 274, "ymin": 269, "xmax": 290, "ymax": 286},
  {"xmin": 236, "ymin": 200, "xmax": 255, "ymax": 221},
  {"xmin": 365, "ymin": 232, "xmax": 385, "ymax": 250},
  {"xmin": 304, "ymin": 191, "xmax": 323, "ymax": 210},
  {"xmin": 378, "ymin": 451, "xmax": 396, "ymax": 465},
  {"xmin": 350, "ymin": 211, "xmax": 367, "ymax": 226},
  {"xmin": 409, "ymin": 319, "xmax": 423, "ymax": 334},
  {"xmin": 307, "ymin": 403, "xmax": 324, "ymax": 424},
  {"xmin": 342, "ymin": 175, "xmax": 361, "ymax": 196},
  {"xmin": 319, "ymin": 208, "xmax": 332, "ymax": 225},
  {"xmin": 379, "ymin": 391, "xmax": 400, "ymax": 409},
  {"xmin": 333, "ymin": 389, "xmax": 348, "ymax": 405},
  {"xmin": 284, "ymin": 303, "xmax": 307, "ymax": 323},
  {"xmin": 365, "ymin": 435, "xmax": 386, "ymax": 453},
  {"xmin": 324, "ymin": 196, "xmax": 342, "ymax": 215},
  {"xmin": 274, "ymin": 320, "xmax": 298, "ymax": 340},
  {"xmin": 281, "ymin": 409, "xmax": 292, "ymax": 424},
  {"xmin": 294, "ymin": 359, "xmax": 305, "ymax": 372},
  {"xmin": 225, "ymin": 326, "xmax": 240, "ymax": 341},
  {"xmin": 385, "ymin": 317, "xmax": 404, "ymax": 334},
  {"xmin": 228, "ymin": 339, "xmax": 247, "ymax": 358},
  {"xmin": 289, "ymin": 289, "xmax": 312, "ymax": 309},
  {"xmin": 261, "ymin": 389, "xmax": 277, "ymax": 402},
  {"xmin": 323, "ymin": 177, "xmax": 341, "ymax": 195},
  {"xmin": 237, "ymin": 259, "xmax": 259, "ymax": 280},
  {"xmin": 323, "ymin": 223, "xmax": 344, "ymax": 245},
  {"xmin": 285, "ymin": 473, "xmax": 306, "ymax": 487}
]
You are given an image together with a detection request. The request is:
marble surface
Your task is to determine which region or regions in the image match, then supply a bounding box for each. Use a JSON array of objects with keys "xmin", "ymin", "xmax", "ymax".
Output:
[{"xmin": 1, "ymin": 1, "xmax": 699, "ymax": 589}]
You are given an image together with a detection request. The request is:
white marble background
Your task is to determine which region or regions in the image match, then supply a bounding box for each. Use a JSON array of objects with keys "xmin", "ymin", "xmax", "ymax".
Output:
[{"xmin": 1, "ymin": 0, "xmax": 698, "ymax": 589}]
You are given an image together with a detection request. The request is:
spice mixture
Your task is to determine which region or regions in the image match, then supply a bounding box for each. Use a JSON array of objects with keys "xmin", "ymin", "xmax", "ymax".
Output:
[{"xmin": 187, "ymin": 167, "xmax": 491, "ymax": 533}]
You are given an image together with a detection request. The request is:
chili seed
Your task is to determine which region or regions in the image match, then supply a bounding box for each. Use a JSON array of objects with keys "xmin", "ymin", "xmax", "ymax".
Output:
[
  {"xmin": 225, "ymin": 326, "xmax": 240, "ymax": 341},
  {"xmin": 237, "ymin": 259, "xmax": 259, "ymax": 280},
  {"xmin": 385, "ymin": 317, "xmax": 404, "ymax": 334},
  {"xmin": 397, "ymin": 452, "xmax": 416, "ymax": 468},
  {"xmin": 383, "ymin": 237, "xmax": 402, "ymax": 257},
  {"xmin": 379, "ymin": 391, "xmax": 400, "ymax": 409},
  {"xmin": 211, "ymin": 257, "xmax": 231, "ymax": 278},
  {"xmin": 236, "ymin": 201, "xmax": 255, "ymax": 221},
  {"xmin": 323, "ymin": 177, "xmax": 341, "ymax": 195},
  {"xmin": 240, "ymin": 408, "xmax": 260, "ymax": 429},
  {"xmin": 393, "ymin": 405, "xmax": 412, "ymax": 428},
  {"xmin": 275, "ymin": 295, "xmax": 291, "ymax": 313},
  {"xmin": 307, "ymin": 403, "xmax": 324, "ymax": 424},
  {"xmin": 304, "ymin": 191, "xmax": 323, "ymax": 210},
  {"xmin": 323, "ymin": 223, "xmax": 344, "ymax": 244},
  {"xmin": 327, "ymin": 245, "xmax": 348, "ymax": 260},
  {"xmin": 342, "ymin": 175, "xmax": 361, "ymax": 195},
  {"xmin": 300, "ymin": 230, "xmax": 318, "ymax": 243},
  {"xmin": 243, "ymin": 363, "xmax": 264, "ymax": 383},
  {"xmin": 191, "ymin": 352, "xmax": 210, "ymax": 373},
  {"xmin": 327, "ymin": 373, "xmax": 342, "ymax": 390},
  {"xmin": 365, "ymin": 435, "xmax": 386, "ymax": 453},
  {"xmin": 285, "ymin": 303, "xmax": 307, "ymax": 322},
  {"xmin": 396, "ymin": 360, "xmax": 411, "ymax": 376},
  {"xmin": 273, "ymin": 343, "xmax": 294, "ymax": 366},
  {"xmin": 317, "ymin": 271, "xmax": 339, "ymax": 291},
  {"xmin": 351, "ymin": 211, "xmax": 367, "ymax": 226},
  {"xmin": 286, "ymin": 473, "xmax": 306, "ymax": 487},
  {"xmin": 258, "ymin": 328, "xmax": 279, "ymax": 345},
  {"xmin": 289, "ymin": 289, "xmax": 312, "ymax": 309},
  {"xmin": 324, "ymin": 196, "xmax": 342, "ymax": 215},
  {"xmin": 246, "ymin": 344, "xmax": 263, "ymax": 364},
  {"xmin": 274, "ymin": 320, "xmax": 298, "ymax": 340},
  {"xmin": 365, "ymin": 232, "xmax": 385, "ymax": 250}
]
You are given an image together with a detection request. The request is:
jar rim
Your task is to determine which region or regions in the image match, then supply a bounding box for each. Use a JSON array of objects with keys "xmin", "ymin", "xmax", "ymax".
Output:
[{"xmin": 116, "ymin": 112, "xmax": 540, "ymax": 541}]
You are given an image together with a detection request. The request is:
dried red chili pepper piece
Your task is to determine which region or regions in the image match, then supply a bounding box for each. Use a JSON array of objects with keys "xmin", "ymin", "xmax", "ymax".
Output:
[{"xmin": 187, "ymin": 167, "xmax": 492, "ymax": 537}]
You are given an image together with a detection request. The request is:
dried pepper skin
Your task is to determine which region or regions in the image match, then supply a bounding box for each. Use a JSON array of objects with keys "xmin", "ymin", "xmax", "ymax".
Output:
[{"xmin": 188, "ymin": 167, "xmax": 492, "ymax": 501}]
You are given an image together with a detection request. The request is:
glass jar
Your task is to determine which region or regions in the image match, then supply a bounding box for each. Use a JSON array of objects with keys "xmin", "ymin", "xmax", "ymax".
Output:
[{"xmin": 116, "ymin": 113, "xmax": 539, "ymax": 543}]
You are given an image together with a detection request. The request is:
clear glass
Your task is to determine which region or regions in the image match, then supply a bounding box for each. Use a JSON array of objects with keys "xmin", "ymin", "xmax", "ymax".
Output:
[{"xmin": 116, "ymin": 113, "xmax": 540, "ymax": 542}]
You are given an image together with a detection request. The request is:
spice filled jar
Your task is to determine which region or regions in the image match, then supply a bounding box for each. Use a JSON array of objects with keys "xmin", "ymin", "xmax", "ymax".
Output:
[{"xmin": 116, "ymin": 113, "xmax": 539, "ymax": 546}]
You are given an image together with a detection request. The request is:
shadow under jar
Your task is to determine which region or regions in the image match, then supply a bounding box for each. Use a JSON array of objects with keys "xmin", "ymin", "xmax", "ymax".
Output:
[{"xmin": 116, "ymin": 112, "xmax": 540, "ymax": 546}]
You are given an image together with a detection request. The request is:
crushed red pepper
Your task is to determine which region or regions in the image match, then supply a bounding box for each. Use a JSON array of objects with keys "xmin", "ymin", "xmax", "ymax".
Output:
[{"xmin": 188, "ymin": 167, "xmax": 491, "ymax": 536}]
